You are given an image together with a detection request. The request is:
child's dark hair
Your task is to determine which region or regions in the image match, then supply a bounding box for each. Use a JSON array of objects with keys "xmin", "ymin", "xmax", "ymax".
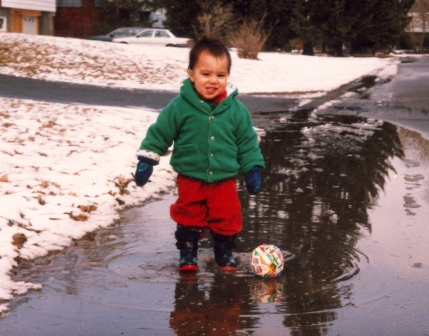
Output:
[{"xmin": 188, "ymin": 37, "xmax": 232, "ymax": 73}]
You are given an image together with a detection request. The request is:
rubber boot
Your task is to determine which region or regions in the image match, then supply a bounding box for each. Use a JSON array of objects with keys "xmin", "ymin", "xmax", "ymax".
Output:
[
  {"xmin": 175, "ymin": 224, "xmax": 201, "ymax": 272},
  {"xmin": 211, "ymin": 232, "xmax": 237, "ymax": 271}
]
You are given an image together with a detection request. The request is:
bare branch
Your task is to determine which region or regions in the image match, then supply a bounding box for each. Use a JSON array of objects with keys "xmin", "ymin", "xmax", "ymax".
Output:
[
  {"xmin": 192, "ymin": 0, "xmax": 236, "ymax": 42},
  {"xmin": 229, "ymin": 14, "xmax": 275, "ymax": 60}
]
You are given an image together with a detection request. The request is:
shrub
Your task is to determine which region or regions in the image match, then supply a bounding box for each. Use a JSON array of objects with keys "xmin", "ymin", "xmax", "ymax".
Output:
[{"xmin": 229, "ymin": 18, "xmax": 270, "ymax": 60}]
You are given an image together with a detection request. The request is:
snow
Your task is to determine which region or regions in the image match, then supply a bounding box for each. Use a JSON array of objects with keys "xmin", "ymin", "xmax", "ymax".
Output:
[
  {"xmin": 0, "ymin": 33, "xmax": 395, "ymax": 93},
  {"xmin": 0, "ymin": 32, "xmax": 397, "ymax": 312}
]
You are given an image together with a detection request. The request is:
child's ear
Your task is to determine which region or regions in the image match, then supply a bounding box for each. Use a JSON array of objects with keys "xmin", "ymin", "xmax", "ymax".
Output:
[{"xmin": 188, "ymin": 69, "xmax": 195, "ymax": 82}]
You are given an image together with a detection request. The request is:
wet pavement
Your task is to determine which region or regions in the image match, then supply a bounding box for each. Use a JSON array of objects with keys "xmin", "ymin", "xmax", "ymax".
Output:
[
  {"xmin": 2, "ymin": 57, "xmax": 429, "ymax": 335},
  {"xmin": 0, "ymin": 74, "xmax": 299, "ymax": 112}
]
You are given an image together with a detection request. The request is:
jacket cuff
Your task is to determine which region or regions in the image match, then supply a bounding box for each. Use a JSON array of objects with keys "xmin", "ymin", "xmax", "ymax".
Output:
[{"xmin": 136, "ymin": 150, "xmax": 160, "ymax": 166}]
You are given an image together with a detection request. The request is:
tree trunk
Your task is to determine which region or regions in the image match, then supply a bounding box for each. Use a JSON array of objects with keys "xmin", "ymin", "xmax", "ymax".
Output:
[
  {"xmin": 302, "ymin": 41, "xmax": 314, "ymax": 55},
  {"xmin": 419, "ymin": 13, "xmax": 426, "ymax": 52},
  {"xmin": 332, "ymin": 41, "xmax": 343, "ymax": 57}
]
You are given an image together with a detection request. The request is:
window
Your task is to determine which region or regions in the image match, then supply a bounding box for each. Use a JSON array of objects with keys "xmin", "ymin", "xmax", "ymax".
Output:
[
  {"xmin": 155, "ymin": 30, "xmax": 169, "ymax": 38},
  {"xmin": 0, "ymin": 17, "xmax": 6, "ymax": 32},
  {"xmin": 138, "ymin": 30, "xmax": 153, "ymax": 37},
  {"xmin": 57, "ymin": 0, "xmax": 82, "ymax": 7}
]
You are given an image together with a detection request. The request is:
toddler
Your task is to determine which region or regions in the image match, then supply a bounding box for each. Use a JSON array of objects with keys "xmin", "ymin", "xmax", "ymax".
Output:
[{"xmin": 134, "ymin": 37, "xmax": 265, "ymax": 271}]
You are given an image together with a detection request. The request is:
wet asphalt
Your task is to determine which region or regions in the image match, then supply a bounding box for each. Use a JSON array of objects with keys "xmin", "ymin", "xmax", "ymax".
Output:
[
  {"xmin": 323, "ymin": 55, "xmax": 429, "ymax": 138},
  {"xmin": 0, "ymin": 73, "xmax": 297, "ymax": 112}
]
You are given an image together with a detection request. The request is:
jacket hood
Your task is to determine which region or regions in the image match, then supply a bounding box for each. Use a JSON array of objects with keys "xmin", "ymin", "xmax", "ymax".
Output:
[{"xmin": 179, "ymin": 78, "xmax": 238, "ymax": 115}]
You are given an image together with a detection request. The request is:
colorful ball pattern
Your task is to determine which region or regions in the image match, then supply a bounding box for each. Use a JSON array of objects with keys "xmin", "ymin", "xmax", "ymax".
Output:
[
  {"xmin": 250, "ymin": 277, "xmax": 283, "ymax": 303},
  {"xmin": 250, "ymin": 244, "xmax": 284, "ymax": 277}
]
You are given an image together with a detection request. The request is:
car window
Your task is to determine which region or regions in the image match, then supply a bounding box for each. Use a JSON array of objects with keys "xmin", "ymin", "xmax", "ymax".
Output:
[
  {"xmin": 155, "ymin": 30, "xmax": 169, "ymax": 38},
  {"xmin": 110, "ymin": 28, "xmax": 146, "ymax": 37},
  {"xmin": 138, "ymin": 30, "xmax": 154, "ymax": 38},
  {"xmin": 111, "ymin": 29, "xmax": 129, "ymax": 37},
  {"xmin": 127, "ymin": 29, "xmax": 140, "ymax": 36}
]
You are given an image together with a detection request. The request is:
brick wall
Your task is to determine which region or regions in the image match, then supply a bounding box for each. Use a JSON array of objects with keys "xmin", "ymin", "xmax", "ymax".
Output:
[
  {"xmin": 54, "ymin": 0, "xmax": 151, "ymax": 38},
  {"xmin": 55, "ymin": 0, "xmax": 122, "ymax": 38}
]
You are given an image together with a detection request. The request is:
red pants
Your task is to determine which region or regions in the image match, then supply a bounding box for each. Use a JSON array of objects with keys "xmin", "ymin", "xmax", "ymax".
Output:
[{"xmin": 170, "ymin": 175, "xmax": 242, "ymax": 235}]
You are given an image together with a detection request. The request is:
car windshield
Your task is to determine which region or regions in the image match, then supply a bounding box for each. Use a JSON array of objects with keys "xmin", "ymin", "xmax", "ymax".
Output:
[{"xmin": 110, "ymin": 28, "xmax": 145, "ymax": 37}]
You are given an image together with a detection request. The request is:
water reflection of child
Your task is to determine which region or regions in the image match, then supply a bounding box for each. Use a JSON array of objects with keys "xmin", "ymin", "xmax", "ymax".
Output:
[
  {"xmin": 134, "ymin": 37, "xmax": 265, "ymax": 272},
  {"xmin": 170, "ymin": 274, "xmax": 241, "ymax": 335}
]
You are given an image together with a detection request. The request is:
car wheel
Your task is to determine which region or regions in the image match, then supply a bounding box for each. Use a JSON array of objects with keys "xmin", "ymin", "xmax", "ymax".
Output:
[
  {"xmin": 120, "ymin": 42, "xmax": 128, "ymax": 44},
  {"xmin": 166, "ymin": 44, "xmax": 174, "ymax": 47}
]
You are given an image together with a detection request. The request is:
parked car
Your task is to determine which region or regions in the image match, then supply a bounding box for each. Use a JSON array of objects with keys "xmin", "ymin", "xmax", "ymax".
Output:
[
  {"xmin": 112, "ymin": 29, "xmax": 192, "ymax": 47},
  {"xmin": 86, "ymin": 27, "xmax": 148, "ymax": 42}
]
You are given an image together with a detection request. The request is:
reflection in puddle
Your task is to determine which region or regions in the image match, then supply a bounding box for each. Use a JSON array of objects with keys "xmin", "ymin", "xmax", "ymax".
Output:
[
  {"xmin": 241, "ymin": 112, "xmax": 404, "ymax": 276},
  {"xmin": 5, "ymin": 113, "xmax": 429, "ymax": 335},
  {"xmin": 235, "ymin": 112, "xmax": 405, "ymax": 333},
  {"xmin": 397, "ymin": 126, "xmax": 429, "ymax": 207}
]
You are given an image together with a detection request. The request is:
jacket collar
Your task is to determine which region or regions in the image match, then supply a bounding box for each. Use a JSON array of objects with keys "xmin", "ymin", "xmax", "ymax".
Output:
[{"xmin": 180, "ymin": 78, "xmax": 238, "ymax": 114}]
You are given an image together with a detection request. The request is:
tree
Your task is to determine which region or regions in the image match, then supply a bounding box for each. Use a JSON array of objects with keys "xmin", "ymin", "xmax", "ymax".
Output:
[
  {"xmin": 228, "ymin": 1, "xmax": 277, "ymax": 58},
  {"xmin": 192, "ymin": 0, "xmax": 236, "ymax": 42},
  {"xmin": 94, "ymin": 0, "xmax": 158, "ymax": 33},
  {"xmin": 289, "ymin": 0, "xmax": 321, "ymax": 55},
  {"xmin": 345, "ymin": 0, "xmax": 414, "ymax": 54},
  {"xmin": 97, "ymin": 0, "xmax": 155, "ymax": 11},
  {"xmin": 231, "ymin": 0, "xmax": 295, "ymax": 51},
  {"xmin": 161, "ymin": 0, "xmax": 200, "ymax": 36},
  {"xmin": 317, "ymin": 0, "xmax": 350, "ymax": 56},
  {"xmin": 161, "ymin": 0, "xmax": 294, "ymax": 50},
  {"xmin": 161, "ymin": 0, "xmax": 415, "ymax": 55}
]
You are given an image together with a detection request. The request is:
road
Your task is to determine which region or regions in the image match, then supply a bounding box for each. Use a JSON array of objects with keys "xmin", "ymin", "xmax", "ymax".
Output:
[
  {"xmin": 328, "ymin": 55, "xmax": 429, "ymax": 138},
  {"xmin": 0, "ymin": 73, "xmax": 297, "ymax": 112}
]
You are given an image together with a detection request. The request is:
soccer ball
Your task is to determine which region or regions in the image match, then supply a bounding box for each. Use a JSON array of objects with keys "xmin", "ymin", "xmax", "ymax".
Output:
[
  {"xmin": 250, "ymin": 277, "xmax": 283, "ymax": 303},
  {"xmin": 250, "ymin": 244, "xmax": 284, "ymax": 277}
]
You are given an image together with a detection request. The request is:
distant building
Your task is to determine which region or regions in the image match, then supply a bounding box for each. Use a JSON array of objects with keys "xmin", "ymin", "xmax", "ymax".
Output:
[
  {"xmin": 407, "ymin": 12, "xmax": 426, "ymax": 32},
  {"xmin": 406, "ymin": 11, "xmax": 429, "ymax": 49},
  {"xmin": 55, "ymin": 0, "xmax": 153, "ymax": 38},
  {"xmin": 0, "ymin": 0, "xmax": 165, "ymax": 38},
  {"xmin": 150, "ymin": 8, "xmax": 166, "ymax": 28},
  {"xmin": 0, "ymin": 0, "xmax": 55, "ymax": 35}
]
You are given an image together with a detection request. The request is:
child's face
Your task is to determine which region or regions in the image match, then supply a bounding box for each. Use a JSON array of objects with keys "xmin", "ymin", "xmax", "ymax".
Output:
[{"xmin": 188, "ymin": 51, "xmax": 229, "ymax": 100}]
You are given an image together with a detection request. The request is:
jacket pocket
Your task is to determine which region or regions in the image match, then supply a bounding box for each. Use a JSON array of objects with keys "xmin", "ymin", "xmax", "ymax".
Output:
[
  {"xmin": 171, "ymin": 143, "xmax": 203, "ymax": 173},
  {"xmin": 213, "ymin": 143, "xmax": 240, "ymax": 175}
]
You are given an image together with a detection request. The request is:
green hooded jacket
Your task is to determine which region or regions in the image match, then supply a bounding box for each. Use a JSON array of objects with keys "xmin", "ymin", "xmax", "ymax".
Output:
[{"xmin": 139, "ymin": 78, "xmax": 265, "ymax": 182}]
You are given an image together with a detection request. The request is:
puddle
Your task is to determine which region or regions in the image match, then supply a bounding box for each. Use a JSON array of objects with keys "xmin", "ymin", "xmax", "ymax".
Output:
[
  {"xmin": 347, "ymin": 75, "xmax": 378, "ymax": 94},
  {"xmin": 2, "ymin": 113, "xmax": 429, "ymax": 335},
  {"xmin": 400, "ymin": 57, "xmax": 416, "ymax": 64}
]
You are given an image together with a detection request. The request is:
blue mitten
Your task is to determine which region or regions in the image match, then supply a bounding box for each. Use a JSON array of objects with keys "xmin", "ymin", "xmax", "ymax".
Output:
[
  {"xmin": 244, "ymin": 166, "xmax": 262, "ymax": 195},
  {"xmin": 134, "ymin": 156, "xmax": 158, "ymax": 187}
]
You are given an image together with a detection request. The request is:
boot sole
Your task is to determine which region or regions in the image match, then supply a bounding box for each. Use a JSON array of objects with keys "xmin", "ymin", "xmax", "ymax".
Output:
[
  {"xmin": 220, "ymin": 265, "xmax": 236, "ymax": 272},
  {"xmin": 179, "ymin": 265, "xmax": 199, "ymax": 272}
]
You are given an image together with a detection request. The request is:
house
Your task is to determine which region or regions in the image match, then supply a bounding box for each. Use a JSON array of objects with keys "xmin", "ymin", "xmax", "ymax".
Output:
[
  {"xmin": 407, "ymin": 12, "xmax": 428, "ymax": 34},
  {"xmin": 406, "ymin": 1, "xmax": 429, "ymax": 50},
  {"xmin": 55, "ymin": 0, "xmax": 155, "ymax": 38},
  {"xmin": 150, "ymin": 8, "xmax": 166, "ymax": 28},
  {"xmin": 0, "ymin": 0, "xmax": 55, "ymax": 35}
]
